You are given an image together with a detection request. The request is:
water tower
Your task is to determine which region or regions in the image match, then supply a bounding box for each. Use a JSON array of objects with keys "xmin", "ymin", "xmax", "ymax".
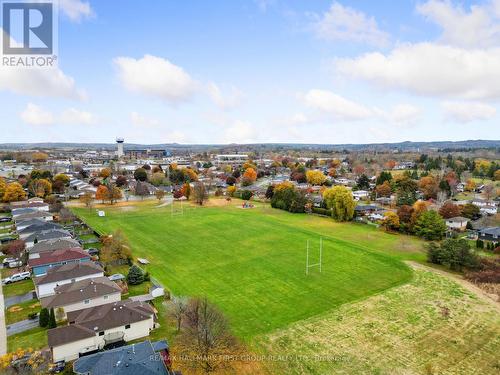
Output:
[{"xmin": 116, "ymin": 137, "xmax": 124, "ymax": 158}]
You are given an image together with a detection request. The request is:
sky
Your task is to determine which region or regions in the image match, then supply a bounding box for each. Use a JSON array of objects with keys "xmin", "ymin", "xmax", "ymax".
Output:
[{"xmin": 1, "ymin": 0, "xmax": 500, "ymax": 145}]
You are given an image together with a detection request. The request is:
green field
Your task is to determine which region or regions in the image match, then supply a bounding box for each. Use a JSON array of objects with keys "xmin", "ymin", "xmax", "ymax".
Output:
[
  {"xmin": 73, "ymin": 200, "xmax": 424, "ymax": 340},
  {"xmin": 258, "ymin": 266, "xmax": 500, "ymax": 374}
]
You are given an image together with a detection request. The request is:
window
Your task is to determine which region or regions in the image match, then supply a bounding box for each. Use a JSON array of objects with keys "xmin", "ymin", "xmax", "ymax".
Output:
[
  {"xmin": 99, "ymin": 331, "xmax": 104, "ymax": 336},
  {"xmin": 84, "ymin": 299, "xmax": 90, "ymax": 304},
  {"xmin": 103, "ymin": 295, "xmax": 108, "ymax": 300},
  {"xmin": 125, "ymin": 324, "xmax": 131, "ymax": 329}
]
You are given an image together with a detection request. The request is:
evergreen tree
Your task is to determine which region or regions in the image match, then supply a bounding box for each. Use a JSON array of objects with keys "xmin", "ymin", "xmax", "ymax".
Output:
[
  {"xmin": 414, "ymin": 210, "xmax": 447, "ymax": 240},
  {"xmin": 39, "ymin": 308, "xmax": 49, "ymax": 328},
  {"xmin": 48, "ymin": 308, "xmax": 57, "ymax": 328},
  {"xmin": 127, "ymin": 264, "xmax": 145, "ymax": 285}
]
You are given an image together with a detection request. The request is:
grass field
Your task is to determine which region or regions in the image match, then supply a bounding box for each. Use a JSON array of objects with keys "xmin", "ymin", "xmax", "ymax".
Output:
[
  {"xmin": 73, "ymin": 200, "xmax": 424, "ymax": 340},
  {"xmin": 257, "ymin": 266, "xmax": 500, "ymax": 375},
  {"xmin": 7, "ymin": 327, "xmax": 47, "ymax": 352}
]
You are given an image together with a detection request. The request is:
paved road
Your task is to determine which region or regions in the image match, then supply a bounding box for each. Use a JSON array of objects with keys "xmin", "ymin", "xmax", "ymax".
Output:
[
  {"xmin": 0, "ymin": 278, "xmax": 7, "ymax": 354},
  {"xmin": 6, "ymin": 317, "xmax": 39, "ymax": 336}
]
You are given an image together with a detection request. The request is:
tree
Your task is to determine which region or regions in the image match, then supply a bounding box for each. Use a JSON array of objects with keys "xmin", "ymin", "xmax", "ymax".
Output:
[
  {"xmin": 3, "ymin": 182, "xmax": 26, "ymax": 202},
  {"xmin": 465, "ymin": 179, "xmax": 476, "ymax": 192},
  {"xmin": 322, "ymin": 186, "xmax": 355, "ymax": 221},
  {"xmin": 375, "ymin": 181, "xmax": 392, "ymax": 197},
  {"xmin": 115, "ymin": 175, "xmax": 128, "ymax": 187},
  {"xmin": 226, "ymin": 176, "xmax": 236, "ymax": 186},
  {"xmin": 155, "ymin": 190, "xmax": 166, "ymax": 202},
  {"xmin": 306, "ymin": 170, "xmax": 326, "ymax": 186},
  {"xmin": 31, "ymin": 152, "xmax": 48, "ymax": 162},
  {"xmin": 242, "ymin": 167, "xmax": 257, "ymax": 186},
  {"xmin": 381, "ymin": 211, "xmax": 400, "ymax": 232},
  {"xmin": 95, "ymin": 185, "xmax": 109, "ymax": 203},
  {"xmin": 150, "ymin": 172, "xmax": 166, "ymax": 186},
  {"xmin": 99, "ymin": 168, "xmax": 112, "ymax": 179},
  {"xmin": 414, "ymin": 210, "xmax": 446, "ymax": 240},
  {"xmin": 39, "ymin": 308, "xmax": 49, "ymax": 328},
  {"xmin": 134, "ymin": 168, "xmax": 148, "ymax": 182},
  {"xmin": 265, "ymin": 185, "xmax": 274, "ymax": 199},
  {"xmin": 181, "ymin": 183, "xmax": 191, "ymax": 200},
  {"xmin": 192, "ymin": 182, "xmax": 208, "ymax": 205},
  {"xmin": 107, "ymin": 184, "xmax": 122, "ymax": 204},
  {"xmin": 494, "ymin": 169, "xmax": 500, "ymax": 181},
  {"xmin": 182, "ymin": 168, "xmax": 198, "ymax": 182},
  {"xmin": 241, "ymin": 190, "xmax": 253, "ymax": 201},
  {"xmin": 395, "ymin": 177, "xmax": 418, "ymax": 206},
  {"xmin": 29, "ymin": 178, "xmax": 52, "ymax": 198},
  {"xmin": 79, "ymin": 191, "xmax": 94, "ymax": 210},
  {"xmin": 100, "ymin": 230, "xmax": 132, "ymax": 266},
  {"xmin": 135, "ymin": 181, "xmax": 150, "ymax": 199},
  {"xmin": 376, "ymin": 171, "xmax": 392, "ymax": 185},
  {"xmin": 356, "ymin": 174, "xmax": 370, "ymax": 190},
  {"xmin": 439, "ymin": 201, "xmax": 461, "ymax": 219},
  {"xmin": 126, "ymin": 265, "xmax": 145, "ymax": 285},
  {"xmin": 0, "ymin": 177, "xmax": 6, "ymax": 199},
  {"xmin": 461, "ymin": 203, "xmax": 480, "ymax": 219},
  {"xmin": 419, "ymin": 176, "xmax": 438, "ymax": 199},
  {"xmin": 427, "ymin": 239, "xmax": 480, "ymax": 271},
  {"xmin": 177, "ymin": 297, "xmax": 239, "ymax": 374},
  {"xmin": 48, "ymin": 308, "xmax": 56, "ymax": 328},
  {"xmin": 397, "ymin": 205, "xmax": 415, "ymax": 233},
  {"xmin": 1, "ymin": 240, "xmax": 25, "ymax": 259},
  {"xmin": 227, "ymin": 185, "xmax": 236, "ymax": 197},
  {"xmin": 168, "ymin": 296, "xmax": 188, "ymax": 332}
]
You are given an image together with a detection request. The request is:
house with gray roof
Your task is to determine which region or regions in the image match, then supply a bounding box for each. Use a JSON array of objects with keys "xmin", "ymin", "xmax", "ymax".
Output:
[
  {"xmin": 34, "ymin": 262, "xmax": 104, "ymax": 298},
  {"xmin": 48, "ymin": 299, "xmax": 156, "ymax": 362},
  {"xmin": 73, "ymin": 340, "xmax": 171, "ymax": 375},
  {"xmin": 41, "ymin": 277, "xmax": 122, "ymax": 319}
]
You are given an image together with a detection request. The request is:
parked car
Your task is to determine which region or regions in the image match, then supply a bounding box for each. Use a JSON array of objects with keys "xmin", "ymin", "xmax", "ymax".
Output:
[
  {"xmin": 0, "ymin": 237, "xmax": 15, "ymax": 244},
  {"xmin": 2, "ymin": 271, "xmax": 30, "ymax": 284},
  {"xmin": 0, "ymin": 217, "xmax": 12, "ymax": 223},
  {"xmin": 3, "ymin": 258, "xmax": 23, "ymax": 269},
  {"xmin": 87, "ymin": 247, "xmax": 99, "ymax": 256},
  {"xmin": 108, "ymin": 273, "xmax": 125, "ymax": 281}
]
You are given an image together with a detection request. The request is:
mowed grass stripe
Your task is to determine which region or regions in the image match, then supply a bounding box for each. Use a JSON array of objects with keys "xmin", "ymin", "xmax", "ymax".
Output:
[{"xmin": 74, "ymin": 202, "xmax": 416, "ymax": 340}]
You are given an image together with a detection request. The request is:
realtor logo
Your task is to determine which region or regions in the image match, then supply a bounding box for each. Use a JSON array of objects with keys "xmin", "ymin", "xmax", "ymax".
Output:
[{"xmin": 1, "ymin": 0, "xmax": 57, "ymax": 67}]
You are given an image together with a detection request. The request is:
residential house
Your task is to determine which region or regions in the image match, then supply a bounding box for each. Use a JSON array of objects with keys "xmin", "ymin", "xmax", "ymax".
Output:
[
  {"xmin": 24, "ymin": 229, "xmax": 72, "ymax": 248},
  {"xmin": 34, "ymin": 262, "xmax": 104, "ymax": 298},
  {"xmin": 480, "ymin": 206, "xmax": 498, "ymax": 215},
  {"xmin": 352, "ymin": 190, "xmax": 370, "ymax": 201},
  {"xmin": 10, "ymin": 199, "xmax": 49, "ymax": 211},
  {"xmin": 18, "ymin": 221, "xmax": 62, "ymax": 239},
  {"xmin": 29, "ymin": 247, "xmax": 91, "ymax": 276},
  {"xmin": 48, "ymin": 300, "xmax": 156, "ymax": 362},
  {"xmin": 29, "ymin": 238, "xmax": 81, "ymax": 257},
  {"xmin": 16, "ymin": 218, "xmax": 57, "ymax": 232},
  {"xmin": 445, "ymin": 216, "xmax": 469, "ymax": 231},
  {"xmin": 41, "ymin": 277, "xmax": 121, "ymax": 319},
  {"xmin": 73, "ymin": 340, "xmax": 171, "ymax": 375},
  {"xmin": 471, "ymin": 198, "xmax": 496, "ymax": 208},
  {"xmin": 477, "ymin": 227, "xmax": 500, "ymax": 243},
  {"xmin": 12, "ymin": 208, "xmax": 53, "ymax": 222}
]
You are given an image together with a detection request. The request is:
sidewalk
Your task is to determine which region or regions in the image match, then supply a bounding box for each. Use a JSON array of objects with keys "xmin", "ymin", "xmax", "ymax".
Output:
[{"xmin": 0, "ymin": 279, "xmax": 7, "ymax": 355}]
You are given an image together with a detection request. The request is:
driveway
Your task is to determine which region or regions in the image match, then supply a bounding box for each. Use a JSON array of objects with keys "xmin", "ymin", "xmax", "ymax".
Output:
[
  {"xmin": 0, "ymin": 279, "xmax": 6, "ymax": 354},
  {"xmin": 5, "ymin": 291, "xmax": 36, "ymax": 308},
  {"xmin": 6, "ymin": 318, "xmax": 39, "ymax": 336}
]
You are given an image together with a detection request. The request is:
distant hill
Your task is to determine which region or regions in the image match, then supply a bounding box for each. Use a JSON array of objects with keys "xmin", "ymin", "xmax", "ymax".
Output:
[{"xmin": 0, "ymin": 140, "xmax": 498, "ymax": 152}]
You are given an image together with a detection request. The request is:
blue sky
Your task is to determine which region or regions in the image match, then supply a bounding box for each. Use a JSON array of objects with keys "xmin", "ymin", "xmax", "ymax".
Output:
[{"xmin": 1, "ymin": 0, "xmax": 500, "ymax": 144}]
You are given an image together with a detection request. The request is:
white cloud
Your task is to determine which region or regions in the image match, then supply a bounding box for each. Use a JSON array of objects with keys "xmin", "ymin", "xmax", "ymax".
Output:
[
  {"xmin": 335, "ymin": 43, "xmax": 500, "ymax": 100},
  {"xmin": 207, "ymin": 82, "xmax": 243, "ymax": 110},
  {"xmin": 114, "ymin": 55, "xmax": 198, "ymax": 104},
  {"xmin": 441, "ymin": 101, "xmax": 497, "ymax": 123},
  {"xmin": 21, "ymin": 104, "xmax": 97, "ymax": 125},
  {"xmin": 223, "ymin": 120, "xmax": 257, "ymax": 143},
  {"xmin": 59, "ymin": 0, "xmax": 93, "ymax": 22},
  {"xmin": 303, "ymin": 89, "xmax": 372, "ymax": 120},
  {"xmin": 417, "ymin": 0, "xmax": 500, "ymax": 48},
  {"xmin": 312, "ymin": 2, "xmax": 390, "ymax": 47},
  {"xmin": 20, "ymin": 103, "xmax": 54, "ymax": 125},
  {"xmin": 0, "ymin": 66, "xmax": 85, "ymax": 99},
  {"xmin": 130, "ymin": 111, "xmax": 161, "ymax": 127},
  {"xmin": 59, "ymin": 108, "xmax": 97, "ymax": 124},
  {"xmin": 302, "ymin": 89, "xmax": 421, "ymax": 125},
  {"xmin": 384, "ymin": 104, "xmax": 421, "ymax": 125}
]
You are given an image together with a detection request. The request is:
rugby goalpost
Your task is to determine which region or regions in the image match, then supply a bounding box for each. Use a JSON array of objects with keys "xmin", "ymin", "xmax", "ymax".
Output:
[
  {"xmin": 171, "ymin": 198, "xmax": 184, "ymax": 217},
  {"xmin": 305, "ymin": 237, "xmax": 323, "ymax": 275}
]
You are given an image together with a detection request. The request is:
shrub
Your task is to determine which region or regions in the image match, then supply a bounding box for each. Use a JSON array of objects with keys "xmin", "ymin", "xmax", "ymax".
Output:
[
  {"xmin": 241, "ymin": 190, "xmax": 253, "ymax": 201},
  {"xmin": 311, "ymin": 207, "xmax": 330, "ymax": 216},
  {"xmin": 476, "ymin": 239, "xmax": 484, "ymax": 249},
  {"xmin": 48, "ymin": 308, "xmax": 57, "ymax": 328},
  {"xmin": 426, "ymin": 239, "xmax": 480, "ymax": 271}
]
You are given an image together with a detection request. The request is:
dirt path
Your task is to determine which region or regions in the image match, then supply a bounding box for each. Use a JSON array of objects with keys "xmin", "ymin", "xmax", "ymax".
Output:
[{"xmin": 407, "ymin": 261, "xmax": 500, "ymax": 311}]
